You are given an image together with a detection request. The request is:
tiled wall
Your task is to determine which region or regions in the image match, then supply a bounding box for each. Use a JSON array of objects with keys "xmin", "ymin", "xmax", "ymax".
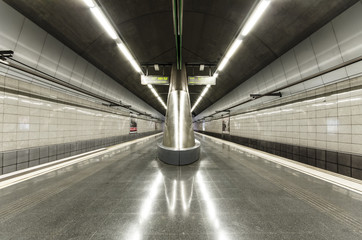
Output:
[
  {"xmin": 197, "ymin": 76, "xmax": 362, "ymax": 154},
  {"xmin": 194, "ymin": 76, "xmax": 362, "ymax": 179},
  {"xmin": 0, "ymin": 1, "xmax": 165, "ymax": 175},
  {"xmin": 0, "ymin": 131, "xmax": 160, "ymax": 175},
  {"xmin": 0, "ymin": 75, "xmax": 162, "ymax": 175},
  {"xmin": 195, "ymin": 2, "xmax": 362, "ymax": 120},
  {"xmin": 0, "ymin": 76, "xmax": 162, "ymax": 152},
  {"xmin": 0, "ymin": 0, "xmax": 162, "ymax": 119},
  {"xmin": 193, "ymin": 2, "xmax": 362, "ymax": 179}
]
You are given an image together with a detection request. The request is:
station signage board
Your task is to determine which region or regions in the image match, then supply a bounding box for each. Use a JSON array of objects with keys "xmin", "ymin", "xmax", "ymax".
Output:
[
  {"xmin": 188, "ymin": 76, "xmax": 216, "ymax": 85},
  {"xmin": 130, "ymin": 114, "xmax": 137, "ymax": 133},
  {"xmin": 141, "ymin": 75, "xmax": 169, "ymax": 85}
]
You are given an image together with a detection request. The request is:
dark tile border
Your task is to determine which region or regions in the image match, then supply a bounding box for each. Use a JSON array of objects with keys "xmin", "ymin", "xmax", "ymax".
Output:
[
  {"xmin": 197, "ymin": 131, "xmax": 362, "ymax": 181},
  {"xmin": 0, "ymin": 131, "xmax": 161, "ymax": 175}
]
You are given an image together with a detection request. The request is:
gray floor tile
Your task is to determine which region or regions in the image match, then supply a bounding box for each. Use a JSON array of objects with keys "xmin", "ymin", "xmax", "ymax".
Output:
[{"xmin": 0, "ymin": 135, "xmax": 362, "ymax": 240}]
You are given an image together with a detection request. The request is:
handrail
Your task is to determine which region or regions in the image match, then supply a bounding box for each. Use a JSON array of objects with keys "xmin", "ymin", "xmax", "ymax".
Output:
[
  {"xmin": 0, "ymin": 56, "xmax": 163, "ymax": 121},
  {"xmin": 194, "ymin": 55, "xmax": 362, "ymax": 122}
]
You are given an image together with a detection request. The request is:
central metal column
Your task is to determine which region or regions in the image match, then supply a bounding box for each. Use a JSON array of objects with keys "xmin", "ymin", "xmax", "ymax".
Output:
[{"xmin": 158, "ymin": 65, "xmax": 200, "ymax": 165}]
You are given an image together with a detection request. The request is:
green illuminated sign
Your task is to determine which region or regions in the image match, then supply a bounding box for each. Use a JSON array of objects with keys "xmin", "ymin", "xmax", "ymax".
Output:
[
  {"xmin": 188, "ymin": 76, "xmax": 216, "ymax": 85},
  {"xmin": 141, "ymin": 75, "xmax": 169, "ymax": 85}
]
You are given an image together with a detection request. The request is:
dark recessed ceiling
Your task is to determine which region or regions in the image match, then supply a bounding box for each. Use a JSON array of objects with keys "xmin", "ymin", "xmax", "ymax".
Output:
[{"xmin": 4, "ymin": 0, "xmax": 359, "ymax": 115}]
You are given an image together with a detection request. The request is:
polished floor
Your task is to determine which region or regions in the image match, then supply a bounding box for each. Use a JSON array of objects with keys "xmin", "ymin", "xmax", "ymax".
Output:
[{"xmin": 0, "ymin": 135, "xmax": 362, "ymax": 240}]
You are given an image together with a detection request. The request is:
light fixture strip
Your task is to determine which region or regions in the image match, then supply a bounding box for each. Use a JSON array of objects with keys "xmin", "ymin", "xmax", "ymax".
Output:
[
  {"xmin": 215, "ymin": 0, "xmax": 270, "ymax": 74},
  {"xmin": 83, "ymin": 0, "xmax": 143, "ymax": 75},
  {"xmin": 191, "ymin": 97, "xmax": 202, "ymax": 112},
  {"xmin": 148, "ymin": 84, "xmax": 167, "ymax": 109},
  {"xmin": 191, "ymin": 84, "xmax": 210, "ymax": 112},
  {"xmin": 82, "ymin": 0, "xmax": 168, "ymax": 111},
  {"xmin": 240, "ymin": 0, "xmax": 271, "ymax": 37},
  {"xmin": 193, "ymin": 0, "xmax": 271, "ymax": 113},
  {"xmin": 90, "ymin": 7, "xmax": 118, "ymax": 39}
]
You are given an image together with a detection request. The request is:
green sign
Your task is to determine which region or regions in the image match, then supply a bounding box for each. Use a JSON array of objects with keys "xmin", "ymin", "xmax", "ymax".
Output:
[
  {"xmin": 188, "ymin": 76, "xmax": 216, "ymax": 85},
  {"xmin": 141, "ymin": 75, "xmax": 169, "ymax": 85}
]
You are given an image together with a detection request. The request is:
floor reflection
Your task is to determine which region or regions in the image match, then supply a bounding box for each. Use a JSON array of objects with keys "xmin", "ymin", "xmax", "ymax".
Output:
[
  {"xmin": 124, "ymin": 170, "xmax": 163, "ymax": 239},
  {"xmin": 123, "ymin": 158, "xmax": 231, "ymax": 239},
  {"xmin": 159, "ymin": 161, "xmax": 197, "ymax": 214},
  {"xmin": 196, "ymin": 171, "xmax": 229, "ymax": 240}
]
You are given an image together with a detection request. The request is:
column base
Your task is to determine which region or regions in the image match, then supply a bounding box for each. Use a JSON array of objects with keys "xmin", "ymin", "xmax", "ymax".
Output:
[{"xmin": 157, "ymin": 140, "xmax": 200, "ymax": 166}]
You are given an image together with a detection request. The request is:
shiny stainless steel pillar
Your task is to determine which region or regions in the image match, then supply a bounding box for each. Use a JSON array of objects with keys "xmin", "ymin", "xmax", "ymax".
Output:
[{"xmin": 158, "ymin": 65, "xmax": 200, "ymax": 165}]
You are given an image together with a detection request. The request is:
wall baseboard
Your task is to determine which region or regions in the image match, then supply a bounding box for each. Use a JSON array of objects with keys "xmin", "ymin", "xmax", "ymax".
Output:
[
  {"xmin": 0, "ymin": 131, "xmax": 162, "ymax": 175},
  {"xmin": 196, "ymin": 131, "xmax": 362, "ymax": 180}
]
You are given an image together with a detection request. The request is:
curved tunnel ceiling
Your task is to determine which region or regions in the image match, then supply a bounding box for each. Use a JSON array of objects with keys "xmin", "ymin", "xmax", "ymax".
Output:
[{"xmin": 3, "ymin": 0, "xmax": 359, "ymax": 115}]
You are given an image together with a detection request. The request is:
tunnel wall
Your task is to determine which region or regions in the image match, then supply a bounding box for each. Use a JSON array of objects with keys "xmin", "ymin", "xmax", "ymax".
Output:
[
  {"xmin": 0, "ymin": 1, "xmax": 163, "ymax": 175},
  {"xmin": 194, "ymin": 2, "xmax": 362, "ymax": 180},
  {"xmin": 0, "ymin": 1, "xmax": 163, "ymax": 119},
  {"xmin": 0, "ymin": 75, "xmax": 162, "ymax": 175}
]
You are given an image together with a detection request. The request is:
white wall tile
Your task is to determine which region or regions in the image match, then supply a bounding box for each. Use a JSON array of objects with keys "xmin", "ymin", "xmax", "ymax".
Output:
[
  {"xmin": 0, "ymin": 1, "xmax": 24, "ymax": 51},
  {"xmin": 0, "ymin": 76, "xmax": 161, "ymax": 151},
  {"xmin": 13, "ymin": 19, "xmax": 47, "ymax": 68},
  {"xmin": 332, "ymin": 2, "xmax": 362, "ymax": 61},
  {"xmin": 311, "ymin": 23, "xmax": 343, "ymax": 71},
  {"xmin": 303, "ymin": 76, "xmax": 323, "ymax": 90},
  {"xmin": 55, "ymin": 47, "xmax": 77, "ymax": 83},
  {"xmin": 69, "ymin": 56, "xmax": 87, "ymax": 87},
  {"xmin": 321, "ymin": 68, "xmax": 348, "ymax": 84},
  {"xmin": 345, "ymin": 61, "xmax": 362, "ymax": 78},
  {"xmin": 294, "ymin": 38, "xmax": 319, "ymax": 79},
  {"xmin": 37, "ymin": 34, "xmax": 63, "ymax": 76},
  {"xmin": 81, "ymin": 64, "xmax": 96, "ymax": 91},
  {"xmin": 0, "ymin": 2, "xmax": 162, "ymax": 119},
  {"xmin": 195, "ymin": 3, "xmax": 362, "ymax": 125},
  {"xmin": 270, "ymin": 58, "xmax": 287, "ymax": 90},
  {"xmin": 196, "ymin": 77, "xmax": 362, "ymax": 156}
]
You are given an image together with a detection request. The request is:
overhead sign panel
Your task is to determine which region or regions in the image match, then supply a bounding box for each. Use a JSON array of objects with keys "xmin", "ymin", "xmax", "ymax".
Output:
[
  {"xmin": 142, "ymin": 75, "xmax": 216, "ymax": 85},
  {"xmin": 141, "ymin": 75, "xmax": 169, "ymax": 85},
  {"xmin": 188, "ymin": 76, "xmax": 216, "ymax": 85}
]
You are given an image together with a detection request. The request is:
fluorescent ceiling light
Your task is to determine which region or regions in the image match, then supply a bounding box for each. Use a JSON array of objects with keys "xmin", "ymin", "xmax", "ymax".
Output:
[
  {"xmin": 130, "ymin": 59, "xmax": 142, "ymax": 73},
  {"xmin": 193, "ymin": 0, "xmax": 270, "ymax": 116},
  {"xmin": 200, "ymin": 84, "xmax": 211, "ymax": 97},
  {"xmin": 151, "ymin": 88, "xmax": 158, "ymax": 96},
  {"xmin": 117, "ymin": 43, "xmax": 133, "ymax": 61},
  {"xmin": 215, "ymin": 0, "xmax": 270, "ymax": 73},
  {"xmin": 241, "ymin": 0, "xmax": 271, "ymax": 37},
  {"xmin": 191, "ymin": 97, "xmax": 202, "ymax": 112},
  {"xmin": 117, "ymin": 43, "xmax": 143, "ymax": 74},
  {"xmin": 83, "ymin": 0, "xmax": 156, "ymax": 112},
  {"xmin": 147, "ymin": 84, "xmax": 167, "ymax": 109},
  {"xmin": 90, "ymin": 7, "xmax": 118, "ymax": 40},
  {"xmin": 82, "ymin": 0, "xmax": 95, "ymax": 8},
  {"xmin": 84, "ymin": 1, "xmax": 143, "ymax": 75},
  {"xmin": 217, "ymin": 39, "xmax": 242, "ymax": 71},
  {"xmin": 218, "ymin": 58, "xmax": 229, "ymax": 71},
  {"xmin": 191, "ymin": 84, "xmax": 210, "ymax": 112},
  {"xmin": 225, "ymin": 40, "xmax": 242, "ymax": 59}
]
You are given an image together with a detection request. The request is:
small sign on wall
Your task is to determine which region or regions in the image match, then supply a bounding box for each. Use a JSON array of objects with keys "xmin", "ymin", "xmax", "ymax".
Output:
[
  {"xmin": 130, "ymin": 114, "xmax": 137, "ymax": 133},
  {"xmin": 222, "ymin": 115, "xmax": 230, "ymax": 134}
]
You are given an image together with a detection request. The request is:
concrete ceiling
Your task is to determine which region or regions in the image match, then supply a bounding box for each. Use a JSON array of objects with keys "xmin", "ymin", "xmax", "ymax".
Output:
[{"xmin": 4, "ymin": 0, "xmax": 359, "ymax": 115}]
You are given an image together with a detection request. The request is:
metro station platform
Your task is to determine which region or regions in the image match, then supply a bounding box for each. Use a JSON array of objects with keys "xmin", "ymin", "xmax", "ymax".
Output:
[{"xmin": 0, "ymin": 133, "xmax": 362, "ymax": 240}]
